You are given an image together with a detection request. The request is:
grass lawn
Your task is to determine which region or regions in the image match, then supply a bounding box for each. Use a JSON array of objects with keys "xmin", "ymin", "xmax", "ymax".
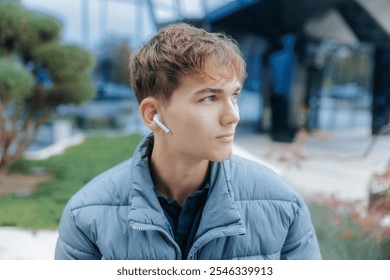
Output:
[{"xmin": 0, "ymin": 133, "xmax": 143, "ymax": 229}]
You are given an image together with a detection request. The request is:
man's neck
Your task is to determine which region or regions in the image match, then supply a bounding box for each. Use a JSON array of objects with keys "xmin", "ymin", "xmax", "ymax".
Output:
[{"xmin": 150, "ymin": 143, "xmax": 210, "ymax": 207}]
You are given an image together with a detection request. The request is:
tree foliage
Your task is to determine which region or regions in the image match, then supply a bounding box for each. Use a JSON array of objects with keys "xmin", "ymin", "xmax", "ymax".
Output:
[{"xmin": 0, "ymin": 1, "xmax": 95, "ymax": 173}]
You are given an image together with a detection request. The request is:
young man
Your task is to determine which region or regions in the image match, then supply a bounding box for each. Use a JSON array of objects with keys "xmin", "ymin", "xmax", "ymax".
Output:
[{"xmin": 55, "ymin": 23, "xmax": 321, "ymax": 260}]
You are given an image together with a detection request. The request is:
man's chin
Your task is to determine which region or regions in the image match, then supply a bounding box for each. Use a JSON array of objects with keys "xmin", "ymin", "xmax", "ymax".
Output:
[{"xmin": 211, "ymin": 149, "xmax": 233, "ymax": 162}]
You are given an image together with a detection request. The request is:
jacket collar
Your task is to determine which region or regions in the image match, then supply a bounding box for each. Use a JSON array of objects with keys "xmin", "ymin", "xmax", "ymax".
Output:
[
  {"xmin": 128, "ymin": 134, "xmax": 246, "ymax": 239},
  {"xmin": 194, "ymin": 158, "xmax": 246, "ymax": 239},
  {"xmin": 128, "ymin": 134, "xmax": 172, "ymax": 234}
]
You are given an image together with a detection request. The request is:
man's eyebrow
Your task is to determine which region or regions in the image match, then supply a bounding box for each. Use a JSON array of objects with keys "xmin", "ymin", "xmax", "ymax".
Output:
[{"xmin": 194, "ymin": 86, "xmax": 242, "ymax": 94}]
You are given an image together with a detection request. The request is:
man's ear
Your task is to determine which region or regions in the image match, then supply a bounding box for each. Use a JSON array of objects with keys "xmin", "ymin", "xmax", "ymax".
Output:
[{"xmin": 139, "ymin": 97, "xmax": 160, "ymax": 132}]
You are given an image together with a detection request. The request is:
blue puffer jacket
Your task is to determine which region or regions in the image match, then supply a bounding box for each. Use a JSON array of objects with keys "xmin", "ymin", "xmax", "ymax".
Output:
[{"xmin": 55, "ymin": 135, "xmax": 321, "ymax": 260}]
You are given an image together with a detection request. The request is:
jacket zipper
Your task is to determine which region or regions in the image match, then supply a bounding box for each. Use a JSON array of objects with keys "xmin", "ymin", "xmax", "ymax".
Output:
[
  {"xmin": 187, "ymin": 224, "xmax": 247, "ymax": 260},
  {"xmin": 130, "ymin": 222, "xmax": 182, "ymax": 260}
]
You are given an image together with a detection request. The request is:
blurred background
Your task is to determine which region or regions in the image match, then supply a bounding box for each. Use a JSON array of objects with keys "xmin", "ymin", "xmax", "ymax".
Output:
[{"xmin": 0, "ymin": 0, "xmax": 390, "ymax": 259}]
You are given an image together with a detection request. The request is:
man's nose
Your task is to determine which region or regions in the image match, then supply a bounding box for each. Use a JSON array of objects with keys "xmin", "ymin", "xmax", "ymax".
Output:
[{"xmin": 221, "ymin": 98, "xmax": 240, "ymax": 126}]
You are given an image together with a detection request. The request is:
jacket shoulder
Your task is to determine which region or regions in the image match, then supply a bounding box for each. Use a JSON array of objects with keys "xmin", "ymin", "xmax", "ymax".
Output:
[
  {"xmin": 67, "ymin": 157, "xmax": 134, "ymax": 210},
  {"xmin": 227, "ymin": 155, "xmax": 299, "ymax": 203}
]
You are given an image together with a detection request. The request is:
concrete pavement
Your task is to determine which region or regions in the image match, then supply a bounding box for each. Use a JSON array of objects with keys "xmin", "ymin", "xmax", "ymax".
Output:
[
  {"xmin": 235, "ymin": 127, "xmax": 390, "ymax": 202},
  {"xmin": 0, "ymin": 227, "xmax": 57, "ymax": 260}
]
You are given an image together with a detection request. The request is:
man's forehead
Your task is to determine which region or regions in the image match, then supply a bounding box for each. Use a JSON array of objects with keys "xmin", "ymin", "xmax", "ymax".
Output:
[
  {"xmin": 177, "ymin": 72, "xmax": 241, "ymax": 96},
  {"xmin": 181, "ymin": 71, "xmax": 240, "ymax": 86},
  {"xmin": 186, "ymin": 65, "xmax": 241, "ymax": 83}
]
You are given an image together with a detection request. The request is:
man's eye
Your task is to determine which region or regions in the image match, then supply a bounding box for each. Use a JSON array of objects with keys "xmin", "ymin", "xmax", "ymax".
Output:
[
  {"xmin": 202, "ymin": 96, "xmax": 215, "ymax": 102},
  {"xmin": 231, "ymin": 92, "xmax": 241, "ymax": 101}
]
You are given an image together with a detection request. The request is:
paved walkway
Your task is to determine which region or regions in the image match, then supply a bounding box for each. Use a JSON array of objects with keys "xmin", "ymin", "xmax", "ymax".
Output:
[
  {"xmin": 0, "ymin": 227, "xmax": 57, "ymax": 260},
  {"xmin": 1, "ymin": 127, "xmax": 389, "ymax": 259},
  {"xmin": 235, "ymin": 127, "xmax": 390, "ymax": 202}
]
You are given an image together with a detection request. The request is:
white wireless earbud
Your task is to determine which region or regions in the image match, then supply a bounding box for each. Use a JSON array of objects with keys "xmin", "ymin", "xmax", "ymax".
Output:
[{"xmin": 153, "ymin": 114, "xmax": 170, "ymax": 133}]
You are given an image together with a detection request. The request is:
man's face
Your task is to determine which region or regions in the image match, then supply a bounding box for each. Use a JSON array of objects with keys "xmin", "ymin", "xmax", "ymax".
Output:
[{"xmin": 159, "ymin": 71, "xmax": 241, "ymax": 163}]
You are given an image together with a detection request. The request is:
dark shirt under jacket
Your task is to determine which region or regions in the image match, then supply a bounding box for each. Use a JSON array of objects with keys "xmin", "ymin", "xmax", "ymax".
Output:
[{"xmin": 155, "ymin": 182, "xmax": 210, "ymax": 259}]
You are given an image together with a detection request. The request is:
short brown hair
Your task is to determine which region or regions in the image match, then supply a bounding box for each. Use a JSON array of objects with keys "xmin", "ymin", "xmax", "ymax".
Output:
[{"xmin": 129, "ymin": 23, "xmax": 246, "ymax": 104}]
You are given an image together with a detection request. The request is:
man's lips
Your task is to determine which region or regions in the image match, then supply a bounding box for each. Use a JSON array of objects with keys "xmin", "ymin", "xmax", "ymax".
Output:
[{"xmin": 216, "ymin": 133, "xmax": 235, "ymax": 142}]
